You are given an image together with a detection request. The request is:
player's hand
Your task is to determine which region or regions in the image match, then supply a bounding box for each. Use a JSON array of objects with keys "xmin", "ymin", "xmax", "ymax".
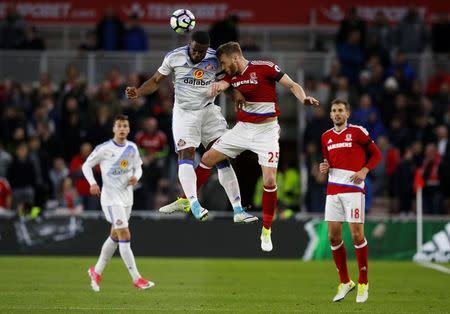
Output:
[
  {"xmin": 232, "ymin": 89, "xmax": 246, "ymax": 111},
  {"xmin": 125, "ymin": 86, "xmax": 139, "ymax": 99},
  {"xmin": 90, "ymin": 184, "xmax": 101, "ymax": 197},
  {"xmin": 350, "ymin": 167, "xmax": 369, "ymax": 184},
  {"xmin": 209, "ymin": 82, "xmax": 223, "ymax": 97},
  {"xmin": 303, "ymin": 96, "xmax": 319, "ymax": 106},
  {"xmin": 319, "ymin": 159, "xmax": 329, "ymax": 174},
  {"xmin": 128, "ymin": 176, "xmax": 138, "ymax": 186}
]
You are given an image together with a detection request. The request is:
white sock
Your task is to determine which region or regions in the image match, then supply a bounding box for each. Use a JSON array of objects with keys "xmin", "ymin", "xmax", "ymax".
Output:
[
  {"xmin": 119, "ymin": 241, "xmax": 141, "ymax": 281},
  {"xmin": 218, "ymin": 165, "xmax": 243, "ymax": 211},
  {"xmin": 178, "ymin": 163, "xmax": 198, "ymax": 205},
  {"xmin": 94, "ymin": 237, "xmax": 118, "ymax": 275}
]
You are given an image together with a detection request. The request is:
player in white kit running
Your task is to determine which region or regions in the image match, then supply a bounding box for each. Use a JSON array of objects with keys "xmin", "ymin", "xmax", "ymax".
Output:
[
  {"xmin": 82, "ymin": 114, "xmax": 154, "ymax": 291},
  {"xmin": 126, "ymin": 31, "xmax": 256, "ymax": 224}
]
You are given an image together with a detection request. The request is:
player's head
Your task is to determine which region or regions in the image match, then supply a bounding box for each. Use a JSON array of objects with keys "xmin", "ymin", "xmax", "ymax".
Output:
[
  {"xmin": 216, "ymin": 41, "xmax": 242, "ymax": 75},
  {"xmin": 113, "ymin": 114, "xmax": 130, "ymax": 142},
  {"xmin": 189, "ymin": 31, "xmax": 210, "ymax": 64},
  {"xmin": 330, "ymin": 99, "xmax": 351, "ymax": 127}
]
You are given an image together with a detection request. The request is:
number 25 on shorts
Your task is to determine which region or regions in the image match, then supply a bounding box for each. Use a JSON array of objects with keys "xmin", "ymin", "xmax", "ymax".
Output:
[{"xmin": 268, "ymin": 152, "xmax": 279, "ymax": 163}]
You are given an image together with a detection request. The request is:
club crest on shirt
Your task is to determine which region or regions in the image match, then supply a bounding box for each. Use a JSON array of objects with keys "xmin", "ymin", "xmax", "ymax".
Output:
[
  {"xmin": 345, "ymin": 134, "xmax": 352, "ymax": 141},
  {"xmin": 116, "ymin": 219, "xmax": 123, "ymax": 226},
  {"xmin": 193, "ymin": 69, "xmax": 204, "ymax": 79},
  {"xmin": 120, "ymin": 160, "xmax": 128, "ymax": 169},
  {"xmin": 177, "ymin": 139, "xmax": 186, "ymax": 147}
]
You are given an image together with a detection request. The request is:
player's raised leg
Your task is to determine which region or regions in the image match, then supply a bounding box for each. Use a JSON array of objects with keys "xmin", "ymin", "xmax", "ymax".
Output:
[
  {"xmin": 87, "ymin": 229, "xmax": 119, "ymax": 292},
  {"xmin": 328, "ymin": 221, "xmax": 355, "ymax": 302},
  {"xmin": 259, "ymin": 166, "xmax": 278, "ymax": 252},
  {"xmin": 177, "ymin": 148, "xmax": 208, "ymax": 220},
  {"xmin": 159, "ymin": 162, "xmax": 213, "ymax": 214},
  {"xmin": 350, "ymin": 223, "xmax": 369, "ymax": 303},
  {"xmin": 216, "ymin": 159, "xmax": 257, "ymax": 223}
]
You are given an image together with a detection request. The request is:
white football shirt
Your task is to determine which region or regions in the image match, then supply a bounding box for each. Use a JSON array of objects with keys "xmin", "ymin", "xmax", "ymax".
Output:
[
  {"xmin": 158, "ymin": 45, "xmax": 219, "ymax": 110},
  {"xmin": 82, "ymin": 140, "xmax": 143, "ymax": 207}
]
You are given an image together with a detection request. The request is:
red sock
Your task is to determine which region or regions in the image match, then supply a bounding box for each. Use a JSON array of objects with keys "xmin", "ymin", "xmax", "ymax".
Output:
[
  {"xmin": 331, "ymin": 241, "xmax": 350, "ymax": 283},
  {"xmin": 354, "ymin": 238, "xmax": 368, "ymax": 284},
  {"xmin": 181, "ymin": 163, "xmax": 212, "ymax": 198},
  {"xmin": 262, "ymin": 185, "xmax": 277, "ymax": 229}
]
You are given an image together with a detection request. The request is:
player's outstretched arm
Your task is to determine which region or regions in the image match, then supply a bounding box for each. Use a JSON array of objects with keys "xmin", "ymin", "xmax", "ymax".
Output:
[
  {"xmin": 209, "ymin": 80, "xmax": 230, "ymax": 97},
  {"xmin": 279, "ymin": 74, "xmax": 319, "ymax": 106},
  {"xmin": 125, "ymin": 71, "xmax": 167, "ymax": 99}
]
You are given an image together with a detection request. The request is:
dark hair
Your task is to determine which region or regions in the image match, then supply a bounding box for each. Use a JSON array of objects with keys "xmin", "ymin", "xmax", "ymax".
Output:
[
  {"xmin": 114, "ymin": 114, "xmax": 129, "ymax": 123},
  {"xmin": 191, "ymin": 31, "xmax": 210, "ymax": 45},
  {"xmin": 216, "ymin": 41, "xmax": 242, "ymax": 59},
  {"xmin": 330, "ymin": 98, "xmax": 351, "ymax": 111}
]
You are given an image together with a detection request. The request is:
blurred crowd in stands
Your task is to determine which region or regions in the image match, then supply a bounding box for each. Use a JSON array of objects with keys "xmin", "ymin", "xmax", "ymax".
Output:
[
  {"xmin": 0, "ymin": 5, "xmax": 449, "ymax": 216},
  {"xmin": 301, "ymin": 7, "xmax": 450, "ymax": 216}
]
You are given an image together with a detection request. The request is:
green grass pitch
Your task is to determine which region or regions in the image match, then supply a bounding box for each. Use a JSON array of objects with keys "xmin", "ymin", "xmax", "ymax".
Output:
[{"xmin": 0, "ymin": 257, "xmax": 449, "ymax": 313}]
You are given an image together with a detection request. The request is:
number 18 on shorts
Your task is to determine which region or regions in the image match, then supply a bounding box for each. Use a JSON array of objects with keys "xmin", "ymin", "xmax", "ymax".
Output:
[{"xmin": 324, "ymin": 192, "xmax": 365, "ymax": 223}]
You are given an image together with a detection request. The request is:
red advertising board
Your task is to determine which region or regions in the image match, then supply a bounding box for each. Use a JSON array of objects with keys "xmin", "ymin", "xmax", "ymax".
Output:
[{"xmin": 0, "ymin": 1, "xmax": 448, "ymax": 25}]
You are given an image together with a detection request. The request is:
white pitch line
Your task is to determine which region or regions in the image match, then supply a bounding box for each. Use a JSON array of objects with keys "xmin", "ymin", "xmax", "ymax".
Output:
[{"xmin": 416, "ymin": 261, "xmax": 450, "ymax": 274}]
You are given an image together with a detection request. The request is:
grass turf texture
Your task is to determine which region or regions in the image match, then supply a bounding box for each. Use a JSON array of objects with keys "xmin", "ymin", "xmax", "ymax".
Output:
[{"xmin": 0, "ymin": 257, "xmax": 448, "ymax": 313}]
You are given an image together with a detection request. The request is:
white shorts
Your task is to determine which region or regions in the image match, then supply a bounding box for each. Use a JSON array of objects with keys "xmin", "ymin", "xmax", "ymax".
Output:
[
  {"xmin": 172, "ymin": 105, "xmax": 228, "ymax": 151},
  {"xmin": 324, "ymin": 192, "xmax": 365, "ymax": 223},
  {"xmin": 212, "ymin": 121, "xmax": 280, "ymax": 168},
  {"xmin": 102, "ymin": 205, "xmax": 132, "ymax": 229}
]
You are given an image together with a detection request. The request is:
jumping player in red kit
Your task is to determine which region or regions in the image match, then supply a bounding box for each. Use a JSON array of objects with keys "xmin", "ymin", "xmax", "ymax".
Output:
[
  {"xmin": 201, "ymin": 41, "xmax": 319, "ymax": 252},
  {"xmin": 319, "ymin": 99, "xmax": 381, "ymax": 303}
]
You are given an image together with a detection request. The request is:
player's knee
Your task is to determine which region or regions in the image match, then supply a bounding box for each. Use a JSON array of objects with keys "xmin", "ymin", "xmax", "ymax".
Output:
[
  {"xmin": 350, "ymin": 230, "xmax": 364, "ymax": 243},
  {"xmin": 115, "ymin": 228, "xmax": 131, "ymax": 241},
  {"xmin": 328, "ymin": 233, "xmax": 342, "ymax": 246},
  {"xmin": 263, "ymin": 177, "xmax": 277, "ymax": 187},
  {"xmin": 201, "ymin": 153, "xmax": 214, "ymax": 168},
  {"xmin": 216, "ymin": 159, "xmax": 230, "ymax": 169},
  {"xmin": 110, "ymin": 230, "xmax": 119, "ymax": 242},
  {"xmin": 178, "ymin": 147, "xmax": 195, "ymax": 160}
]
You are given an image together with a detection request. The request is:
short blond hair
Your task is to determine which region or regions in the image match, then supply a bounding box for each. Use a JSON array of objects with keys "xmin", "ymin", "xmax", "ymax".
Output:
[{"xmin": 216, "ymin": 42, "xmax": 242, "ymax": 59}]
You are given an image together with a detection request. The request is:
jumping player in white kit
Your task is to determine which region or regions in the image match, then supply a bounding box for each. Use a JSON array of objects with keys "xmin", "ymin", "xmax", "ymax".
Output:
[
  {"xmin": 83, "ymin": 114, "xmax": 154, "ymax": 291},
  {"xmin": 126, "ymin": 31, "xmax": 256, "ymax": 224}
]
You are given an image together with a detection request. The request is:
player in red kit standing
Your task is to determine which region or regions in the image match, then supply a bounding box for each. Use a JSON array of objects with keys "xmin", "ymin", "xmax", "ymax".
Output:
[
  {"xmin": 319, "ymin": 99, "xmax": 381, "ymax": 303},
  {"xmin": 202, "ymin": 42, "xmax": 319, "ymax": 252}
]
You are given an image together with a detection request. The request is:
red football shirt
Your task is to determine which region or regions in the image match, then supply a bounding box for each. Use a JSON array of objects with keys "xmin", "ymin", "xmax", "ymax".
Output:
[
  {"xmin": 223, "ymin": 60, "xmax": 284, "ymax": 123},
  {"xmin": 321, "ymin": 124, "xmax": 374, "ymax": 195}
]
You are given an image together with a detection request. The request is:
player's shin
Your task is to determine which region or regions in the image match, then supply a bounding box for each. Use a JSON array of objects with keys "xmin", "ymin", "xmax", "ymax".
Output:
[
  {"xmin": 331, "ymin": 241, "xmax": 350, "ymax": 283},
  {"xmin": 354, "ymin": 238, "xmax": 368, "ymax": 284},
  {"xmin": 217, "ymin": 161, "xmax": 242, "ymax": 211},
  {"xmin": 94, "ymin": 236, "xmax": 118, "ymax": 275},
  {"xmin": 181, "ymin": 162, "xmax": 212, "ymax": 198},
  {"xmin": 118, "ymin": 240, "xmax": 141, "ymax": 281},
  {"xmin": 178, "ymin": 160, "xmax": 198, "ymax": 204},
  {"xmin": 262, "ymin": 185, "xmax": 277, "ymax": 229}
]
